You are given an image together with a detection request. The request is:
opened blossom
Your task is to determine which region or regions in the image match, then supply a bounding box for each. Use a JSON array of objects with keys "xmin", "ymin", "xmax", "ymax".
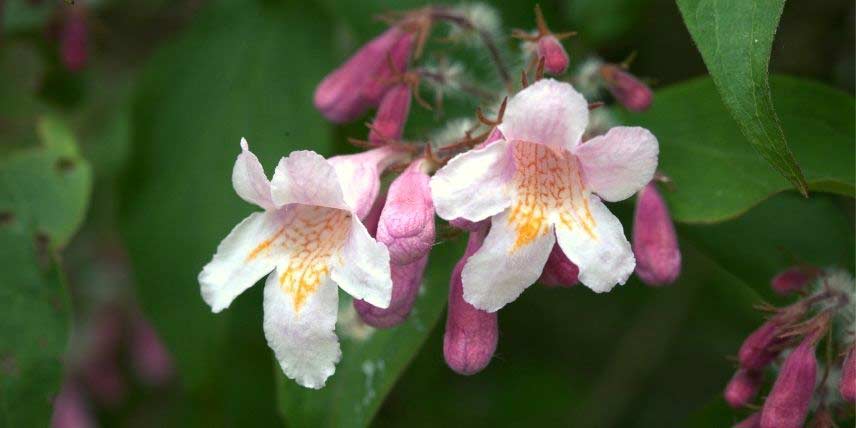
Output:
[
  {"xmin": 430, "ymin": 79, "xmax": 659, "ymax": 311},
  {"xmin": 198, "ymin": 139, "xmax": 405, "ymax": 389}
]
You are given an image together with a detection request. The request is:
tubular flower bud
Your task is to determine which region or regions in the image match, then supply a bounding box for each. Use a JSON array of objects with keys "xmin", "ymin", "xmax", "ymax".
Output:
[
  {"xmin": 444, "ymin": 225, "xmax": 498, "ymax": 375},
  {"xmin": 632, "ymin": 182, "xmax": 681, "ymax": 286},
  {"xmin": 737, "ymin": 318, "xmax": 786, "ymax": 370},
  {"xmin": 60, "ymin": 6, "xmax": 88, "ymax": 72},
  {"xmin": 734, "ymin": 412, "xmax": 761, "ymax": 428},
  {"xmin": 770, "ymin": 265, "xmax": 820, "ymax": 295},
  {"xmin": 537, "ymin": 35, "xmax": 569, "ymax": 75},
  {"xmin": 539, "ymin": 243, "xmax": 579, "ymax": 287},
  {"xmin": 599, "ymin": 64, "xmax": 653, "ymax": 112},
  {"xmin": 840, "ymin": 345, "xmax": 856, "ymax": 402},
  {"xmin": 368, "ymin": 83, "xmax": 412, "ymax": 145},
  {"xmin": 759, "ymin": 334, "xmax": 819, "ymax": 428},
  {"xmin": 128, "ymin": 312, "xmax": 174, "ymax": 387},
  {"xmin": 314, "ymin": 26, "xmax": 414, "ymax": 123},
  {"xmin": 51, "ymin": 381, "xmax": 95, "ymax": 428},
  {"xmin": 354, "ymin": 256, "xmax": 428, "ymax": 328},
  {"xmin": 376, "ymin": 159, "xmax": 435, "ymax": 265},
  {"xmin": 724, "ymin": 368, "xmax": 763, "ymax": 408}
]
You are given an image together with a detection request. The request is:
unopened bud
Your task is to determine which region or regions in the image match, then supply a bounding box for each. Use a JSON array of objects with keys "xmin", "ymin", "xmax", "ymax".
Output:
[
  {"xmin": 51, "ymin": 381, "xmax": 95, "ymax": 428},
  {"xmin": 724, "ymin": 368, "xmax": 763, "ymax": 408},
  {"xmin": 600, "ymin": 63, "xmax": 652, "ymax": 112},
  {"xmin": 770, "ymin": 266, "xmax": 820, "ymax": 295},
  {"xmin": 539, "ymin": 244, "xmax": 579, "ymax": 287},
  {"xmin": 738, "ymin": 318, "xmax": 785, "ymax": 370},
  {"xmin": 368, "ymin": 83, "xmax": 412, "ymax": 145},
  {"xmin": 60, "ymin": 6, "xmax": 87, "ymax": 72},
  {"xmin": 632, "ymin": 183, "xmax": 681, "ymax": 286},
  {"xmin": 314, "ymin": 26, "xmax": 414, "ymax": 123},
  {"xmin": 759, "ymin": 334, "xmax": 818, "ymax": 428},
  {"xmin": 354, "ymin": 256, "xmax": 427, "ymax": 328},
  {"xmin": 376, "ymin": 160, "xmax": 435, "ymax": 264},
  {"xmin": 840, "ymin": 345, "xmax": 856, "ymax": 402},
  {"xmin": 128, "ymin": 312, "xmax": 174, "ymax": 387},
  {"xmin": 734, "ymin": 412, "xmax": 761, "ymax": 428},
  {"xmin": 537, "ymin": 35, "xmax": 569, "ymax": 75},
  {"xmin": 444, "ymin": 226, "xmax": 498, "ymax": 375}
]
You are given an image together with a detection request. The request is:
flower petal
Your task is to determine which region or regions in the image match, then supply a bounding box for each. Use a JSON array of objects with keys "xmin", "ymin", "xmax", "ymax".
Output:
[
  {"xmin": 263, "ymin": 270, "xmax": 340, "ymax": 389},
  {"xmin": 498, "ymin": 79, "xmax": 589, "ymax": 150},
  {"xmin": 430, "ymin": 140, "xmax": 514, "ymax": 222},
  {"xmin": 461, "ymin": 210, "xmax": 555, "ymax": 312},
  {"xmin": 270, "ymin": 150, "xmax": 348, "ymax": 211},
  {"xmin": 331, "ymin": 216, "xmax": 393, "ymax": 308},
  {"xmin": 573, "ymin": 126, "xmax": 658, "ymax": 202},
  {"xmin": 555, "ymin": 194, "xmax": 634, "ymax": 293},
  {"xmin": 328, "ymin": 146, "xmax": 408, "ymax": 219},
  {"xmin": 232, "ymin": 138, "xmax": 275, "ymax": 210},
  {"xmin": 199, "ymin": 211, "xmax": 284, "ymax": 313}
]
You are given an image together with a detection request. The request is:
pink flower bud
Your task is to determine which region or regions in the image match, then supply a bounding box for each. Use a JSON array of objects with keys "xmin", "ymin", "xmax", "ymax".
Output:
[
  {"xmin": 738, "ymin": 318, "xmax": 785, "ymax": 370},
  {"xmin": 51, "ymin": 381, "xmax": 95, "ymax": 428},
  {"xmin": 770, "ymin": 266, "xmax": 820, "ymax": 295},
  {"xmin": 632, "ymin": 183, "xmax": 681, "ymax": 286},
  {"xmin": 354, "ymin": 255, "xmax": 428, "ymax": 328},
  {"xmin": 600, "ymin": 64, "xmax": 653, "ymax": 112},
  {"xmin": 82, "ymin": 309, "xmax": 125, "ymax": 407},
  {"xmin": 368, "ymin": 83, "xmax": 412, "ymax": 145},
  {"xmin": 60, "ymin": 6, "xmax": 87, "ymax": 72},
  {"xmin": 760, "ymin": 335, "xmax": 818, "ymax": 428},
  {"xmin": 724, "ymin": 368, "xmax": 763, "ymax": 408},
  {"xmin": 536, "ymin": 35, "xmax": 569, "ymax": 75},
  {"xmin": 840, "ymin": 345, "xmax": 856, "ymax": 402},
  {"xmin": 128, "ymin": 312, "xmax": 174, "ymax": 387},
  {"xmin": 376, "ymin": 160, "xmax": 435, "ymax": 265},
  {"xmin": 539, "ymin": 243, "xmax": 579, "ymax": 287},
  {"xmin": 734, "ymin": 412, "xmax": 761, "ymax": 428},
  {"xmin": 362, "ymin": 192, "xmax": 386, "ymax": 237},
  {"xmin": 444, "ymin": 226, "xmax": 498, "ymax": 375},
  {"xmin": 314, "ymin": 26, "xmax": 414, "ymax": 123}
]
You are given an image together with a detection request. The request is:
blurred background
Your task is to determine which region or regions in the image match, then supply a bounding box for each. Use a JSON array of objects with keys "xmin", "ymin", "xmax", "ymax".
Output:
[{"xmin": 1, "ymin": 0, "xmax": 853, "ymax": 427}]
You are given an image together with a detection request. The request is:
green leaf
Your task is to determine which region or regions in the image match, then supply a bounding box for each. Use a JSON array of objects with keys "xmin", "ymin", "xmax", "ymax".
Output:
[
  {"xmin": 120, "ymin": 0, "xmax": 335, "ymax": 425},
  {"xmin": 621, "ymin": 76, "xmax": 854, "ymax": 223},
  {"xmin": 676, "ymin": 0, "xmax": 809, "ymax": 194},
  {"xmin": 0, "ymin": 116, "xmax": 92, "ymax": 426},
  {"xmin": 275, "ymin": 238, "xmax": 465, "ymax": 428}
]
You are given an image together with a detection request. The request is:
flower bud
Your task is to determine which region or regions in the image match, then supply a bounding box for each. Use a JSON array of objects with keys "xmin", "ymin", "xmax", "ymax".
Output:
[
  {"xmin": 632, "ymin": 183, "xmax": 681, "ymax": 286},
  {"xmin": 51, "ymin": 381, "xmax": 95, "ymax": 428},
  {"xmin": 314, "ymin": 26, "xmax": 414, "ymax": 123},
  {"xmin": 738, "ymin": 318, "xmax": 785, "ymax": 370},
  {"xmin": 539, "ymin": 244, "xmax": 579, "ymax": 287},
  {"xmin": 328, "ymin": 145, "xmax": 409, "ymax": 220},
  {"xmin": 759, "ymin": 335, "xmax": 818, "ymax": 428},
  {"xmin": 60, "ymin": 6, "xmax": 87, "ymax": 72},
  {"xmin": 368, "ymin": 83, "xmax": 412, "ymax": 145},
  {"xmin": 770, "ymin": 266, "xmax": 820, "ymax": 295},
  {"xmin": 734, "ymin": 412, "xmax": 761, "ymax": 428},
  {"xmin": 599, "ymin": 63, "xmax": 652, "ymax": 112},
  {"xmin": 376, "ymin": 160, "xmax": 435, "ymax": 265},
  {"xmin": 128, "ymin": 312, "xmax": 174, "ymax": 387},
  {"xmin": 840, "ymin": 345, "xmax": 856, "ymax": 402},
  {"xmin": 724, "ymin": 368, "xmax": 763, "ymax": 408},
  {"xmin": 537, "ymin": 35, "xmax": 569, "ymax": 75},
  {"xmin": 354, "ymin": 256, "xmax": 428, "ymax": 328},
  {"xmin": 444, "ymin": 226, "xmax": 498, "ymax": 375}
]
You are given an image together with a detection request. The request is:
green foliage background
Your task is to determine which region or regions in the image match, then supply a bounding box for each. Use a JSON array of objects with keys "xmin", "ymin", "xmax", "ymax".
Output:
[{"xmin": 0, "ymin": 0, "xmax": 853, "ymax": 426}]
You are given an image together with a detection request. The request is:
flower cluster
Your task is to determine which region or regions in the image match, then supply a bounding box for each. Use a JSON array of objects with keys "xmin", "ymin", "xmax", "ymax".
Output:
[
  {"xmin": 725, "ymin": 267, "xmax": 855, "ymax": 428},
  {"xmin": 198, "ymin": 4, "xmax": 679, "ymax": 389}
]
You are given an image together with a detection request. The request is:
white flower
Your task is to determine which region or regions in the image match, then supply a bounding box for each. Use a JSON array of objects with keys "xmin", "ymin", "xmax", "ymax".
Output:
[
  {"xmin": 430, "ymin": 79, "xmax": 659, "ymax": 312},
  {"xmin": 199, "ymin": 140, "xmax": 405, "ymax": 388}
]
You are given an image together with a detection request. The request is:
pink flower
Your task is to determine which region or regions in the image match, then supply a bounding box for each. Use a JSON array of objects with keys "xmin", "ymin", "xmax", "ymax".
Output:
[
  {"xmin": 600, "ymin": 64, "xmax": 653, "ymax": 112},
  {"xmin": 632, "ymin": 182, "xmax": 681, "ymax": 286},
  {"xmin": 724, "ymin": 368, "xmax": 763, "ymax": 408},
  {"xmin": 444, "ymin": 224, "xmax": 498, "ymax": 375},
  {"xmin": 51, "ymin": 381, "xmax": 95, "ymax": 428},
  {"xmin": 314, "ymin": 26, "xmax": 414, "ymax": 123},
  {"xmin": 60, "ymin": 6, "xmax": 88, "ymax": 72},
  {"xmin": 759, "ymin": 334, "xmax": 818, "ymax": 428},
  {"xmin": 537, "ymin": 35, "xmax": 569, "ymax": 75},
  {"xmin": 770, "ymin": 266, "xmax": 820, "ymax": 295},
  {"xmin": 840, "ymin": 345, "xmax": 856, "ymax": 403},
  {"xmin": 539, "ymin": 243, "xmax": 579, "ymax": 287},
  {"xmin": 368, "ymin": 83, "xmax": 412, "ymax": 145},
  {"xmin": 199, "ymin": 139, "xmax": 407, "ymax": 389},
  {"xmin": 430, "ymin": 79, "xmax": 659, "ymax": 311}
]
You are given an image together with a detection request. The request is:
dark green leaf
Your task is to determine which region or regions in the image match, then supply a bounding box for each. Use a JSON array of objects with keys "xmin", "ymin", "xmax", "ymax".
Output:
[
  {"xmin": 676, "ymin": 0, "xmax": 809, "ymax": 194},
  {"xmin": 621, "ymin": 76, "xmax": 854, "ymax": 223}
]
